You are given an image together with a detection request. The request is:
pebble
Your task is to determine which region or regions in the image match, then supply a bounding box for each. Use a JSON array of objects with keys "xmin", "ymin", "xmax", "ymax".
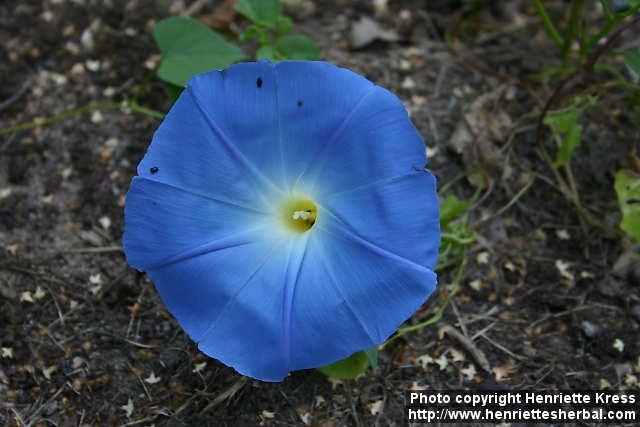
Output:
[
  {"xmin": 401, "ymin": 76, "xmax": 416, "ymax": 89},
  {"xmin": 580, "ymin": 321, "xmax": 601, "ymax": 338},
  {"xmin": 631, "ymin": 305, "xmax": 640, "ymax": 322},
  {"xmin": 85, "ymin": 59, "xmax": 100, "ymax": 72}
]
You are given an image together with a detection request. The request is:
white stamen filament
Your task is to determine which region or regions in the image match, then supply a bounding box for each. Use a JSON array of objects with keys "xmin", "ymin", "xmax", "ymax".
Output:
[{"xmin": 292, "ymin": 210, "xmax": 311, "ymax": 221}]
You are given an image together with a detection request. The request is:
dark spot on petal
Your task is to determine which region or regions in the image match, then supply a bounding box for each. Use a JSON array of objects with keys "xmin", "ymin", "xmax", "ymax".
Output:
[
  {"xmin": 257, "ymin": 77, "xmax": 263, "ymax": 88},
  {"xmin": 150, "ymin": 167, "xmax": 159, "ymax": 174},
  {"xmin": 297, "ymin": 100, "xmax": 303, "ymax": 107}
]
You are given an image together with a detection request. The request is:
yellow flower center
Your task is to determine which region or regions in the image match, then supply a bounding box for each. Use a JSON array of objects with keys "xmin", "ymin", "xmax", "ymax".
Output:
[{"xmin": 280, "ymin": 197, "xmax": 317, "ymax": 233}]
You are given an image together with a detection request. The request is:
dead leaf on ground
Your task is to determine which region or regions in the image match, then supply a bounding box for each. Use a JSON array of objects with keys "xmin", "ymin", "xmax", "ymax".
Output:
[
  {"xmin": 448, "ymin": 87, "xmax": 512, "ymax": 187},
  {"xmin": 492, "ymin": 360, "xmax": 517, "ymax": 382}
]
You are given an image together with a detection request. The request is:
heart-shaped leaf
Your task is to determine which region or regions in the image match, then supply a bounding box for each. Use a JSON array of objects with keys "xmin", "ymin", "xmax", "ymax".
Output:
[{"xmin": 153, "ymin": 17, "xmax": 246, "ymax": 87}]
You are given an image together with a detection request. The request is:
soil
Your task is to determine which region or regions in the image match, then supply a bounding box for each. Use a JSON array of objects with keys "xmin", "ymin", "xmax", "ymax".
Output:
[{"xmin": 1, "ymin": 0, "xmax": 640, "ymax": 426}]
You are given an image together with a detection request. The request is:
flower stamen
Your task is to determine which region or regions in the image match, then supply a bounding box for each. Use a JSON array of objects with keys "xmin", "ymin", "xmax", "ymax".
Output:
[{"xmin": 280, "ymin": 198, "xmax": 317, "ymax": 233}]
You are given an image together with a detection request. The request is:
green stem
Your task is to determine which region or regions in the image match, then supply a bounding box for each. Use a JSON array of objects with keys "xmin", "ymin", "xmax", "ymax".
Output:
[
  {"xmin": 599, "ymin": 0, "xmax": 614, "ymax": 22},
  {"xmin": 587, "ymin": 5, "xmax": 640, "ymax": 49},
  {"xmin": 125, "ymin": 100, "xmax": 165, "ymax": 119},
  {"xmin": 440, "ymin": 233, "xmax": 476, "ymax": 246},
  {"xmin": 561, "ymin": 0, "xmax": 585, "ymax": 62},
  {"xmin": 532, "ymin": 0, "xmax": 564, "ymax": 47},
  {"xmin": 0, "ymin": 100, "xmax": 163, "ymax": 136}
]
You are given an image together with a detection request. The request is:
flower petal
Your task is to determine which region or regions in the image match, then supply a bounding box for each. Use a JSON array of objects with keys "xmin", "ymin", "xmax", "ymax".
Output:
[
  {"xmin": 287, "ymin": 224, "xmax": 437, "ymax": 370},
  {"xmin": 136, "ymin": 69, "xmax": 282, "ymax": 210},
  {"xmin": 196, "ymin": 237, "xmax": 303, "ymax": 381},
  {"xmin": 271, "ymin": 61, "xmax": 375, "ymax": 187},
  {"xmin": 297, "ymin": 84, "xmax": 426, "ymax": 196},
  {"xmin": 183, "ymin": 61, "xmax": 286, "ymax": 189},
  {"xmin": 123, "ymin": 177, "xmax": 274, "ymax": 271},
  {"xmin": 147, "ymin": 236, "xmax": 284, "ymax": 345},
  {"xmin": 321, "ymin": 170, "xmax": 440, "ymax": 269}
]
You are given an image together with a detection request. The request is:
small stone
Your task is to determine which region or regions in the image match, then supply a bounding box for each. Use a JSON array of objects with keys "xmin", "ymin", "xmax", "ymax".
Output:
[
  {"xmin": 261, "ymin": 410, "xmax": 275, "ymax": 419},
  {"xmin": 80, "ymin": 28, "xmax": 95, "ymax": 50},
  {"xmin": 192, "ymin": 361, "xmax": 206, "ymax": 373},
  {"xmin": 33, "ymin": 286, "xmax": 46, "ymax": 300},
  {"xmin": 401, "ymin": 76, "xmax": 416, "ymax": 89},
  {"xmin": 476, "ymin": 251, "xmax": 490, "ymax": 265},
  {"xmin": 468, "ymin": 279, "xmax": 483, "ymax": 291},
  {"xmin": 85, "ymin": 59, "xmax": 100, "ymax": 72},
  {"xmin": 72, "ymin": 356, "xmax": 85, "ymax": 369},
  {"xmin": 613, "ymin": 338, "xmax": 625, "ymax": 353},
  {"xmin": 99, "ymin": 216, "xmax": 111, "ymax": 230},
  {"xmin": 91, "ymin": 111, "xmax": 104, "ymax": 123},
  {"xmin": 580, "ymin": 321, "xmax": 601, "ymax": 338},
  {"xmin": 630, "ymin": 305, "xmax": 640, "ymax": 322},
  {"xmin": 41, "ymin": 10, "xmax": 54, "ymax": 22},
  {"xmin": 0, "ymin": 188, "xmax": 12, "ymax": 200},
  {"xmin": 555, "ymin": 259, "xmax": 574, "ymax": 282},
  {"xmin": 20, "ymin": 291, "xmax": 34, "ymax": 303}
]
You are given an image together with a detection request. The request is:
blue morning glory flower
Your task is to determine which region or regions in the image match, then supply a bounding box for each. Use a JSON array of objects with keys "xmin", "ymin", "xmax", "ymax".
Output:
[{"xmin": 123, "ymin": 60, "xmax": 440, "ymax": 382}]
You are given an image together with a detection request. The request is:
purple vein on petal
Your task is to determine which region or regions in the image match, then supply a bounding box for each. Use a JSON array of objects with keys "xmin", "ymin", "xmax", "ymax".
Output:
[
  {"xmin": 293, "ymin": 84, "xmax": 377, "ymax": 190},
  {"xmin": 186, "ymin": 85, "xmax": 284, "ymax": 197},
  {"xmin": 317, "ymin": 211, "xmax": 436, "ymax": 278},
  {"xmin": 197, "ymin": 240, "xmax": 283, "ymax": 344},
  {"xmin": 281, "ymin": 235, "xmax": 310, "ymax": 371},
  {"xmin": 145, "ymin": 226, "xmax": 274, "ymax": 271},
  {"xmin": 135, "ymin": 176, "xmax": 269, "ymax": 215}
]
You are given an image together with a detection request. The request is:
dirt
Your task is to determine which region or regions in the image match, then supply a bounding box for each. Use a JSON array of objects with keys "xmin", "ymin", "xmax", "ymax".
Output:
[{"xmin": 1, "ymin": 0, "xmax": 640, "ymax": 426}]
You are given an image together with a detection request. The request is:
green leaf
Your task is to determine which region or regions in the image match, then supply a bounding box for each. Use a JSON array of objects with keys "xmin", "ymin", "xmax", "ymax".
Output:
[
  {"xmin": 544, "ymin": 97, "xmax": 595, "ymax": 167},
  {"xmin": 317, "ymin": 351, "xmax": 369, "ymax": 380},
  {"xmin": 624, "ymin": 50, "xmax": 640, "ymax": 77},
  {"xmin": 276, "ymin": 16, "xmax": 293, "ymax": 36},
  {"xmin": 234, "ymin": 0, "xmax": 281, "ymax": 27},
  {"xmin": 164, "ymin": 82, "xmax": 183, "ymax": 103},
  {"xmin": 440, "ymin": 195, "xmax": 472, "ymax": 225},
  {"xmin": 256, "ymin": 45, "xmax": 277, "ymax": 60},
  {"xmin": 364, "ymin": 346, "xmax": 379, "ymax": 373},
  {"xmin": 240, "ymin": 25, "xmax": 270, "ymax": 45},
  {"xmin": 275, "ymin": 34, "xmax": 321, "ymax": 60},
  {"xmin": 552, "ymin": 120, "xmax": 582, "ymax": 167},
  {"xmin": 615, "ymin": 170, "xmax": 640, "ymax": 241},
  {"xmin": 153, "ymin": 17, "xmax": 246, "ymax": 87}
]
